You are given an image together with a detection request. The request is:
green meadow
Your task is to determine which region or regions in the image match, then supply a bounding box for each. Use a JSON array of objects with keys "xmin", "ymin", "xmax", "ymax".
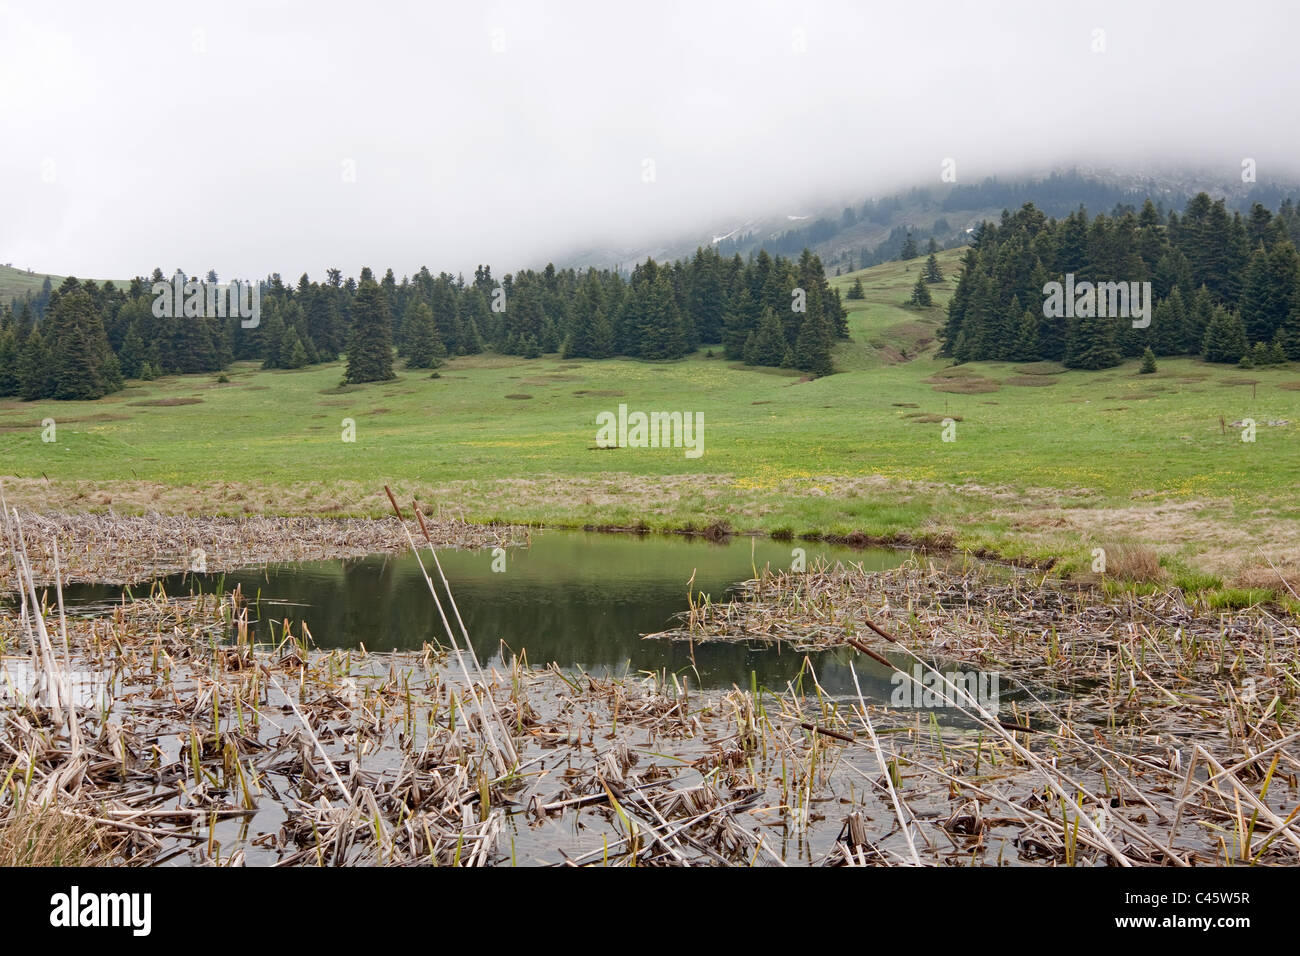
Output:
[{"xmin": 2, "ymin": 247, "xmax": 1297, "ymax": 590}]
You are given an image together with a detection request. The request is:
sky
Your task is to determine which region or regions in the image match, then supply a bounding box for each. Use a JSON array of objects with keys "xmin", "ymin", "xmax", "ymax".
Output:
[{"xmin": 2, "ymin": 0, "xmax": 1298, "ymax": 281}]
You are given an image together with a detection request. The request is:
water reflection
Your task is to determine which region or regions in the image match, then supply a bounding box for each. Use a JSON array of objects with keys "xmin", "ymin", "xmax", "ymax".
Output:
[{"xmin": 60, "ymin": 531, "xmax": 925, "ymax": 694}]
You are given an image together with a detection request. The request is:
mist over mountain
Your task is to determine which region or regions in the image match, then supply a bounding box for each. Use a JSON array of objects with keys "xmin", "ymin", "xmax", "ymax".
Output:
[{"xmin": 556, "ymin": 166, "xmax": 1300, "ymax": 277}]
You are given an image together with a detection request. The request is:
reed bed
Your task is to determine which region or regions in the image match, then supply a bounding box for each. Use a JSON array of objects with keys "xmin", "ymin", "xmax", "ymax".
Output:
[
  {"xmin": 0, "ymin": 509, "xmax": 523, "ymax": 588},
  {"xmin": 646, "ymin": 559, "xmax": 1300, "ymax": 865},
  {"xmin": 4, "ymin": 511, "xmax": 1298, "ymax": 865}
]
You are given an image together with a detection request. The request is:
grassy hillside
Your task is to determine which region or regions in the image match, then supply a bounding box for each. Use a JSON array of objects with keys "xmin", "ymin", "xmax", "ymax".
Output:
[
  {"xmin": 1, "ymin": 244, "xmax": 1297, "ymax": 593},
  {"xmin": 0, "ymin": 264, "xmax": 59, "ymax": 303}
]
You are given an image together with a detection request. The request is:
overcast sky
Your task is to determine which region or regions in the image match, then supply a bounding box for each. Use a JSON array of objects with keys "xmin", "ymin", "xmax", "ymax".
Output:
[{"xmin": 2, "ymin": 0, "xmax": 1297, "ymax": 281}]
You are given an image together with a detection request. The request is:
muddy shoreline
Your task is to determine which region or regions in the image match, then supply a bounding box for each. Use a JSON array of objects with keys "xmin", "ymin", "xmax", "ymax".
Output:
[{"xmin": 0, "ymin": 510, "xmax": 525, "ymax": 589}]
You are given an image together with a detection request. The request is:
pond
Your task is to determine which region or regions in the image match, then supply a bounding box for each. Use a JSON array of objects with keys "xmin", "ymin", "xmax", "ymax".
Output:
[{"xmin": 56, "ymin": 530, "xmax": 930, "ymax": 695}]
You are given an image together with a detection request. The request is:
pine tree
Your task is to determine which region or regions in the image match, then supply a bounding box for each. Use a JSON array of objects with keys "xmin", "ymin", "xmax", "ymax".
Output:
[
  {"xmin": 637, "ymin": 273, "xmax": 688, "ymax": 359},
  {"xmin": 344, "ymin": 269, "xmax": 396, "ymax": 383},
  {"xmin": 1012, "ymin": 308, "xmax": 1040, "ymax": 360},
  {"xmin": 118, "ymin": 322, "xmax": 146, "ymax": 378},
  {"xmin": 1278, "ymin": 306, "xmax": 1300, "ymax": 360},
  {"xmin": 1238, "ymin": 246, "xmax": 1273, "ymax": 342},
  {"xmin": 1249, "ymin": 341, "xmax": 1272, "ymax": 367},
  {"xmin": 1139, "ymin": 346, "xmax": 1157, "ymax": 374},
  {"xmin": 1183, "ymin": 287, "xmax": 1214, "ymax": 355},
  {"xmin": 563, "ymin": 273, "xmax": 612, "ymax": 358},
  {"xmin": 1150, "ymin": 287, "xmax": 1186, "ymax": 356},
  {"xmin": 18, "ymin": 328, "xmax": 53, "ymax": 399},
  {"xmin": 403, "ymin": 301, "xmax": 446, "ymax": 368},
  {"xmin": 924, "ymin": 250, "xmax": 944, "ymax": 283},
  {"xmin": 846, "ymin": 277, "xmax": 865, "ymax": 299},
  {"xmin": 588, "ymin": 307, "xmax": 614, "ymax": 359},
  {"xmin": 826, "ymin": 286, "xmax": 849, "ymax": 338},
  {"xmin": 909, "ymin": 272, "xmax": 932, "ymax": 307},
  {"xmin": 743, "ymin": 308, "xmax": 787, "ymax": 367},
  {"xmin": 0, "ymin": 328, "xmax": 18, "ymax": 396},
  {"xmin": 900, "ymin": 233, "xmax": 918, "ymax": 261},
  {"xmin": 1064, "ymin": 315, "xmax": 1122, "ymax": 370},
  {"xmin": 284, "ymin": 328, "xmax": 310, "ymax": 369},
  {"xmin": 722, "ymin": 285, "xmax": 759, "ymax": 360},
  {"xmin": 1239, "ymin": 242, "xmax": 1299, "ymax": 345},
  {"xmin": 259, "ymin": 302, "xmax": 286, "ymax": 370},
  {"xmin": 794, "ymin": 308, "xmax": 834, "ymax": 377},
  {"xmin": 1201, "ymin": 306, "xmax": 1248, "ymax": 363},
  {"xmin": 42, "ymin": 287, "xmax": 122, "ymax": 399},
  {"xmin": 688, "ymin": 247, "xmax": 726, "ymax": 344},
  {"xmin": 305, "ymin": 285, "xmax": 343, "ymax": 360}
]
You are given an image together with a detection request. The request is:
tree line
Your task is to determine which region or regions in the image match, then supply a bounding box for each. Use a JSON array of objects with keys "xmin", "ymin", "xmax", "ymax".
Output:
[
  {"xmin": 941, "ymin": 193, "xmax": 1300, "ymax": 368},
  {"xmin": 0, "ymin": 246, "xmax": 846, "ymax": 399}
]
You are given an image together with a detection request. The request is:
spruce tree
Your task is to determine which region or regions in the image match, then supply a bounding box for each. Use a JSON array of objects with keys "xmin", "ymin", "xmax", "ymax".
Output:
[
  {"xmin": 1150, "ymin": 287, "xmax": 1186, "ymax": 356},
  {"xmin": 1064, "ymin": 315, "xmax": 1122, "ymax": 370},
  {"xmin": 900, "ymin": 233, "xmax": 918, "ymax": 260},
  {"xmin": 1012, "ymin": 308, "xmax": 1040, "ymax": 360},
  {"xmin": 118, "ymin": 323, "xmax": 146, "ymax": 378},
  {"xmin": 344, "ymin": 269, "xmax": 396, "ymax": 383},
  {"xmin": 846, "ymin": 277, "xmax": 865, "ymax": 300},
  {"xmin": 283, "ymin": 327, "xmax": 310, "ymax": 369},
  {"xmin": 793, "ymin": 308, "xmax": 834, "ymax": 377},
  {"xmin": 563, "ymin": 273, "xmax": 611, "ymax": 358},
  {"xmin": 1183, "ymin": 287, "xmax": 1214, "ymax": 355},
  {"xmin": 826, "ymin": 285, "xmax": 850, "ymax": 338},
  {"xmin": 0, "ymin": 328, "xmax": 18, "ymax": 396},
  {"xmin": 404, "ymin": 301, "xmax": 446, "ymax": 368},
  {"xmin": 1278, "ymin": 306, "xmax": 1300, "ymax": 360},
  {"xmin": 1139, "ymin": 346, "xmax": 1157, "ymax": 374},
  {"xmin": 18, "ymin": 328, "xmax": 53, "ymax": 400},
  {"xmin": 588, "ymin": 307, "xmax": 614, "ymax": 358},
  {"xmin": 722, "ymin": 285, "xmax": 758, "ymax": 360},
  {"xmin": 42, "ymin": 287, "xmax": 122, "ymax": 399},
  {"xmin": 1201, "ymin": 306, "xmax": 1248, "ymax": 363},
  {"xmin": 637, "ymin": 273, "xmax": 688, "ymax": 359},
  {"xmin": 259, "ymin": 302, "xmax": 286, "ymax": 370},
  {"xmin": 924, "ymin": 249, "xmax": 944, "ymax": 283},
  {"xmin": 909, "ymin": 272, "xmax": 933, "ymax": 307},
  {"xmin": 743, "ymin": 308, "xmax": 787, "ymax": 367},
  {"xmin": 688, "ymin": 247, "xmax": 726, "ymax": 344}
]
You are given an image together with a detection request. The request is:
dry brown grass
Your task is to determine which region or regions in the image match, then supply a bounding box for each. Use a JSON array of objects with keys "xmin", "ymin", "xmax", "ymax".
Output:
[
  {"xmin": 923, "ymin": 369, "xmax": 1001, "ymax": 393},
  {"xmin": 0, "ymin": 509, "xmax": 522, "ymax": 586},
  {"xmin": 1012, "ymin": 361, "xmax": 1066, "ymax": 376},
  {"xmin": 1105, "ymin": 543, "xmax": 1164, "ymax": 583},
  {"xmin": 906, "ymin": 413, "xmax": 965, "ymax": 423},
  {"xmin": 1004, "ymin": 375, "xmax": 1058, "ymax": 387},
  {"xmin": 0, "ymin": 805, "xmax": 117, "ymax": 867},
  {"xmin": 1236, "ymin": 560, "xmax": 1300, "ymax": 598}
]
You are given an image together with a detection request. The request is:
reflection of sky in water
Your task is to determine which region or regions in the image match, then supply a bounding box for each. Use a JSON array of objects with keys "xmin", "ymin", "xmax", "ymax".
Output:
[{"xmin": 53, "ymin": 531, "xmax": 996, "ymax": 700}]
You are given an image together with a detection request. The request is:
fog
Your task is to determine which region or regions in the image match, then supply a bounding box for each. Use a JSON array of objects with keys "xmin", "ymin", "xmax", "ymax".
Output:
[{"xmin": 2, "ymin": 0, "xmax": 1297, "ymax": 281}]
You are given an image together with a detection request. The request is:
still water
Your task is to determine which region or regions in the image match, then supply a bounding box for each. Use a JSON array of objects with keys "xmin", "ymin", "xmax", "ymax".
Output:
[{"xmin": 61, "ymin": 531, "xmax": 926, "ymax": 694}]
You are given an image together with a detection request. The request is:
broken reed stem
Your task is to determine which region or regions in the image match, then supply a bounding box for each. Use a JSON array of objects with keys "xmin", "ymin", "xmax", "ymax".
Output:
[
  {"xmin": 382, "ymin": 485, "xmax": 516, "ymax": 774},
  {"xmin": 848, "ymin": 662, "xmax": 921, "ymax": 865}
]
